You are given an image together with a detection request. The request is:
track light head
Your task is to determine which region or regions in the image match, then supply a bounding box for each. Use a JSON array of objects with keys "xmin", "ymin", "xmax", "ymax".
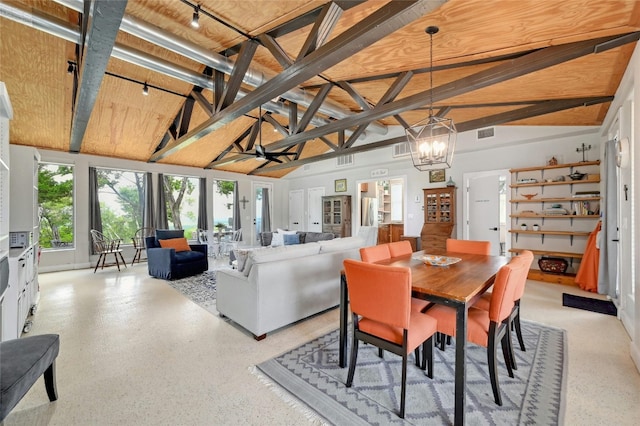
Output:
[
  {"xmin": 67, "ymin": 61, "xmax": 75, "ymax": 74},
  {"xmin": 191, "ymin": 5, "xmax": 200, "ymax": 28},
  {"xmin": 142, "ymin": 82, "xmax": 149, "ymax": 96}
]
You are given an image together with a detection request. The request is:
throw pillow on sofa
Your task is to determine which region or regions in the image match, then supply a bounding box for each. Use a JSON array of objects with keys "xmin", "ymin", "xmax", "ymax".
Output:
[
  {"xmin": 283, "ymin": 234, "xmax": 300, "ymax": 245},
  {"xmin": 159, "ymin": 237, "xmax": 192, "ymax": 252},
  {"xmin": 270, "ymin": 232, "xmax": 285, "ymax": 247}
]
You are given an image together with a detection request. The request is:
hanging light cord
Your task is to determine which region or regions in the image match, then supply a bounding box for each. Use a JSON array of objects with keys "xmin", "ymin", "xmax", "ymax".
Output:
[{"xmin": 429, "ymin": 30, "xmax": 433, "ymax": 118}]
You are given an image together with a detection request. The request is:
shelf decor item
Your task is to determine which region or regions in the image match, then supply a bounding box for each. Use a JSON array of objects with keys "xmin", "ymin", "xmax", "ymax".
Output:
[
  {"xmin": 520, "ymin": 224, "xmax": 527, "ymax": 230},
  {"xmin": 334, "ymin": 178, "xmax": 347, "ymax": 192},
  {"xmin": 522, "ymin": 193, "xmax": 538, "ymax": 200},
  {"xmin": 533, "ymin": 224, "xmax": 540, "ymax": 231},
  {"xmin": 538, "ymin": 256, "xmax": 568, "ymax": 274}
]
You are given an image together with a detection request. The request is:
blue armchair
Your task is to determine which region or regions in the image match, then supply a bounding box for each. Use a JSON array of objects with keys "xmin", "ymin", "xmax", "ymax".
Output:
[{"xmin": 145, "ymin": 229, "xmax": 208, "ymax": 280}]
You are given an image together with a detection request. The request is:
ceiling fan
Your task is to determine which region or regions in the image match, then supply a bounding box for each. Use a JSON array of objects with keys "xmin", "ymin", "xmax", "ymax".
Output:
[{"xmin": 246, "ymin": 105, "xmax": 297, "ymax": 164}]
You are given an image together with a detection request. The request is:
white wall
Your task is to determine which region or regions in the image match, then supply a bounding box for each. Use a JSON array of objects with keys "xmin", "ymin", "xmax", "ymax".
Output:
[
  {"xmin": 285, "ymin": 125, "xmax": 601, "ymax": 239},
  {"xmin": 12, "ymin": 147, "xmax": 289, "ymax": 272},
  {"xmin": 600, "ymin": 40, "xmax": 639, "ymax": 372}
]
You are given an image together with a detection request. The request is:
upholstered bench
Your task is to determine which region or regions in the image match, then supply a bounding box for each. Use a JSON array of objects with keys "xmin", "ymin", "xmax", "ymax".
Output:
[{"xmin": 0, "ymin": 334, "xmax": 60, "ymax": 421}]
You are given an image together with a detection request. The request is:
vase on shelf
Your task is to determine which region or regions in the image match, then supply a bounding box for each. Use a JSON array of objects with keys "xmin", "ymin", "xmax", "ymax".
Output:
[{"xmin": 520, "ymin": 224, "xmax": 527, "ymax": 231}]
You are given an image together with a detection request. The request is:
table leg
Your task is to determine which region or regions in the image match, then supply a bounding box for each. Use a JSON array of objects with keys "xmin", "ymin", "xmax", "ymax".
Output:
[
  {"xmin": 339, "ymin": 272, "xmax": 348, "ymax": 368},
  {"xmin": 454, "ymin": 303, "xmax": 468, "ymax": 426}
]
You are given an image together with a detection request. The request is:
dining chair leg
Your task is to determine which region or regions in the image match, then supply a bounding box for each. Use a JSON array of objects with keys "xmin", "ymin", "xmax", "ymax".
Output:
[
  {"xmin": 513, "ymin": 304, "xmax": 526, "ymax": 351},
  {"xmin": 501, "ymin": 333, "xmax": 515, "ymax": 379},
  {"xmin": 378, "ymin": 348, "xmax": 384, "ymax": 358},
  {"xmin": 421, "ymin": 337, "xmax": 433, "ymax": 378},
  {"xmin": 346, "ymin": 334, "xmax": 359, "ymax": 387},
  {"xmin": 400, "ymin": 353, "xmax": 407, "ymax": 419},
  {"xmin": 113, "ymin": 253, "xmax": 121, "ymax": 271},
  {"xmin": 506, "ymin": 320, "xmax": 518, "ymax": 371},
  {"xmin": 414, "ymin": 347, "xmax": 420, "ymax": 367},
  {"xmin": 118, "ymin": 251, "xmax": 127, "ymax": 268},
  {"xmin": 488, "ymin": 324, "xmax": 502, "ymax": 406}
]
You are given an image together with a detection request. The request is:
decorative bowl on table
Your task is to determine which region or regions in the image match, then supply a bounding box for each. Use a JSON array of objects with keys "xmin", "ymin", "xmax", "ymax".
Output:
[
  {"xmin": 568, "ymin": 171, "xmax": 586, "ymax": 181},
  {"xmin": 422, "ymin": 255, "xmax": 461, "ymax": 267}
]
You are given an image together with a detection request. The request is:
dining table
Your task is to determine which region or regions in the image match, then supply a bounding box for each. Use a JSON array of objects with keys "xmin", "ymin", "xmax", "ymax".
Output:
[{"xmin": 339, "ymin": 250, "xmax": 509, "ymax": 426}]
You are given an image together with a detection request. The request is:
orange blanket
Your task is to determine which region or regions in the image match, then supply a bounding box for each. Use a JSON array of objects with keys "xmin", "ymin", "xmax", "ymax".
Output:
[{"xmin": 575, "ymin": 221, "xmax": 601, "ymax": 292}]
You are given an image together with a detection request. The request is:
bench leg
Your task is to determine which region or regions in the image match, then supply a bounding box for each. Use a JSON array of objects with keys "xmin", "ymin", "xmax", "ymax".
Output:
[{"xmin": 44, "ymin": 360, "xmax": 58, "ymax": 402}]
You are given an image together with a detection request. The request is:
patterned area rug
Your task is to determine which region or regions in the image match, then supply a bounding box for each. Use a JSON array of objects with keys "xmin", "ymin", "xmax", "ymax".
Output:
[
  {"xmin": 255, "ymin": 320, "xmax": 566, "ymax": 425},
  {"xmin": 165, "ymin": 271, "xmax": 217, "ymax": 314}
]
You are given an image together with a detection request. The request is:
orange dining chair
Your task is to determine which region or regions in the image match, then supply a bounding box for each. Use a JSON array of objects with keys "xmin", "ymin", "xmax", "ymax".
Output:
[
  {"xmin": 427, "ymin": 257, "xmax": 528, "ymax": 406},
  {"xmin": 343, "ymin": 259, "xmax": 437, "ymax": 418},
  {"xmin": 446, "ymin": 238, "xmax": 491, "ymax": 255},
  {"xmin": 473, "ymin": 250, "xmax": 534, "ymax": 369},
  {"xmin": 437, "ymin": 238, "xmax": 492, "ymax": 349},
  {"xmin": 360, "ymin": 245, "xmax": 430, "ymax": 313},
  {"xmin": 359, "ymin": 244, "xmax": 391, "ymax": 263},
  {"xmin": 388, "ymin": 240, "xmax": 413, "ymax": 257}
]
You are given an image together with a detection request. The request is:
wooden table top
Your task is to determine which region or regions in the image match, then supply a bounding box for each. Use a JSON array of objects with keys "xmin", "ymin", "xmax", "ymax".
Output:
[{"xmin": 378, "ymin": 251, "xmax": 509, "ymax": 304}]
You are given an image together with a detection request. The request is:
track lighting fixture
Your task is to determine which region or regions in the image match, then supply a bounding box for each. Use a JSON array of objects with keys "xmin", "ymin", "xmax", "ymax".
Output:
[
  {"xmin": 191, "ymin": 5, "xmax": 200, "ymax": 29},
  {"xmin": 142, "ymin": 82, "xmax": 149, "ymax": 96},
  {"xmin": 66, "ymin": 61, "xmax": 75, "ymax": 74}
]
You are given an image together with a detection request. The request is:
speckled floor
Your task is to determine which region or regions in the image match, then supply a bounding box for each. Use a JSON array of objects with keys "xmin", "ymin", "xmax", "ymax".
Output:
[{"xmin": 4, "ymin": 261, "xmax": 639, "ymax": 425}]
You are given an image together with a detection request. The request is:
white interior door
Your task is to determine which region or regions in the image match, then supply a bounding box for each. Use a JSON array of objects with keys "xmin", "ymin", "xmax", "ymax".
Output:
[
  {"xmin": 252, "ymin": 182, "xmax": 273, "ymax": 244},
  {"xmin": 464, "ymin": 171, "xmax": 508, "ymax": 256},
  {"xmin": 307, "ymin": 187, "xmax": 324, "ymax": 232},
  {"xmin": 288, "ymin": 189, "xmax": 304, "ymax": 231}
]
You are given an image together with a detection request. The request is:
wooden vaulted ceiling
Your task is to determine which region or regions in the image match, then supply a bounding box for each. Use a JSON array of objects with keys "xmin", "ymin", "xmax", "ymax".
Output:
[{"xmin": 1, "ymin": 0, "xmax": 638, "ymax": 178}]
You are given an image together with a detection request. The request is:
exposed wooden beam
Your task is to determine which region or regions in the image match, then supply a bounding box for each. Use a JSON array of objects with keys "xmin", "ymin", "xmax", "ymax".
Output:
[
  {"xmin": 217, "ymin": 40, "xmax": 259, "ymax": 112},
  {"xmin": 149, "ymin": 0, "xmax": 441, "ymax": 162},
  {"xmin": 297, "ymin": 84, "xmax": 332, "ymax": 133},
  {"xmin": 239, "ymin": 33, "xmax": 639, "ymax": 155},
  {"xmin": 244, "ymin": 96, "xmax": 614, "ymax": 174}
]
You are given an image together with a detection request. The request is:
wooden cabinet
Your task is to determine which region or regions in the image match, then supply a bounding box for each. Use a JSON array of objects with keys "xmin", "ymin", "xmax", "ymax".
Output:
[
  {"xmin": 322, "ymin": 195, "xmax": 351, "ymax": 237},
  {"xmin": 420, "ymin": 187, "xmax": 456, "ymax": 252},
  {"xmin": 377, "ymin": 223, "xmax": 404, "ymax": 244},
  {"xmin": 509, "ymin": 160, "xmax": 600, "ymax": 285}
]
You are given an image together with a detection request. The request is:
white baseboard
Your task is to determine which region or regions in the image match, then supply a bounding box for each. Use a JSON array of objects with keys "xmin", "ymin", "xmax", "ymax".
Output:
[
  {"xmin": 631, "ymin": 341, "xmax": 640, "ymax": 374},
  {"xmin": 39, "ymin": 262, "xmax": 92, "ymax": 273}
]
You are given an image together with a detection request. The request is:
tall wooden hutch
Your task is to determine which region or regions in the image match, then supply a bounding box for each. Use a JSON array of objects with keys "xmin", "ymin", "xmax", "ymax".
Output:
[
  {"xmin": 420, "ymin": 187, "xmax": 456, "ymax": 252},
  {"xmin": 322, "ymin": 195, "xmax": 352, "ymax": 237}
]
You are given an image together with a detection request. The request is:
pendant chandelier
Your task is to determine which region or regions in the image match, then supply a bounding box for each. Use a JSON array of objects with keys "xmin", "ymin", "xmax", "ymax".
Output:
[{"xmin": 405, "ymin": 26, "xmax": 456, "ymax": 171}]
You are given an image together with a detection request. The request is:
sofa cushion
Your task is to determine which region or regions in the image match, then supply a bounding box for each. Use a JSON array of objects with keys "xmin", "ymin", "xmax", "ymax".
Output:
[
  {"xmin": 283, "ymin": 234, "xmax": 300, "ymax": 245},
  {"xmin": 304, "ymin": 232, "xmax": 335, "ymax": 243},
  {"xmin": 156, "ymin": 229, "xmax": 185, "ymax": 240},
  {"xmin": 318, "ymin": 236, "xmax": 365, "ymax": 253},
  {"xmin": 174, "ymin": 250, "xmax": 205, "ymax": 262},
  {"xmin": 247, "ymin": 243, "xmax": 321, "ymax": 269},
  {"xmin": 259, "ymin": 232, "xmax": 273, "ymax": 246},
  {"xmin": 159, "ymin": 237, "xmax": 191, "ymax": 252}
]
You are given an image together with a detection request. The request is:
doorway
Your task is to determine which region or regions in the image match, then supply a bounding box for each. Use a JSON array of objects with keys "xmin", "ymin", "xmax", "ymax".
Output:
[
  {"xmin": 356, "ymin": 177, "xmax": 406, "ymax": 237},
  {"xmin": 463, "ymin": 170, "xmax": 510, "ymax": 257},
  {"xmin": 252, "ymin": 182, "xmax": 273, "ymax": 244}
]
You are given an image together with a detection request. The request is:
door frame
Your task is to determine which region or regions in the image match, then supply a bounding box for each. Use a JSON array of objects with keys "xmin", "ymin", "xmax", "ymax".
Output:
[
  {"xmin": 355, "ymin": 175, "xmax": 407, "ymax": 238},
  {"xmin": 463, "ymin": 169, "xmax": 511, "ymax": 256},
  {"xmin": 251, "ymin": 181, "xmax": 273, "ymax": 244}
]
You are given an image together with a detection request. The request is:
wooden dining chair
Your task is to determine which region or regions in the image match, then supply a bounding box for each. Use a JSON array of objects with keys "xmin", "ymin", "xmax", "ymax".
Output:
[
  {"xmin": 473, "ymin": 250, "xmax": 534, "ymax": 368},
  {"xmin": 426, "ymin": 257, "xmax": 528, "ymax": 406},
  {"xmin": 360, "ymin": 244, "xmax": 430, "ymax": 313},
  {"xmin": 446, "ymin": 238, "xmax": 491, "ymax": 255},
  {"xmin": 388, "ymin": 240, "xmax": 413, "ymax": 257},
  {"xmin": 343, "ymin": 259, "xmax": 437, "ymax": 418}
]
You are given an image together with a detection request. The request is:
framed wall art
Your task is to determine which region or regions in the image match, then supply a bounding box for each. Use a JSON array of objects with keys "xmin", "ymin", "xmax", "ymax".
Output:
[
  {"xmin": 335, "ymin": 178, "xmax": 347, "ymax": 192},
  {"xmin": 429, "ymin": 169, "xmax": 446, "ymax": 183}
]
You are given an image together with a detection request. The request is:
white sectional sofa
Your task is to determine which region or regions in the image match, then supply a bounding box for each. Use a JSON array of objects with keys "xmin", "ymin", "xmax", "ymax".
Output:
[{"xmin": 216, "ymin": 231, "xmax": 376, "ymax": 340}]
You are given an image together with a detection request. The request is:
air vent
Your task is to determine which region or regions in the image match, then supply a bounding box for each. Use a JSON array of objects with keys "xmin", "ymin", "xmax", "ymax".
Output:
[
  {"xmin": 477, "ymin": 127, "xmax": 495, "ymax": 140},
  {"xmin": 393, "ymin": 142, "xmax": 411, "ymax": 157},
  {"xmin": 336, "ymin": 154, "xmax": 353, "ymax": 167},
  {"xmin": 303, "ymin": 164, "xmax": 311, "ymax": 171}
]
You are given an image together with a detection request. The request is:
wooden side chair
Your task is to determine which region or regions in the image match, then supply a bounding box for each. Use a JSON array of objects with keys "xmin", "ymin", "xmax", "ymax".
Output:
[
  {"xmin": 90, "ymin": 229, "xmax": 126, "ymax": 273},
  {"xmin": 343, "ymin": 259, "xmax": 437, "ymax": 418},
  {"xmin": 388, "ymin": 240, "xmax": 413, "ymax": 257},
  {"xmin": 446, "ymin": 238, "xmax": 491, "ymax": 255},
  {"xmin": 131, "ymin": 227, "xmax": 154, "ymax": 266},
  {"xmin": 427, "ymin": 257, "xmax": 529, "ymax": 406}
]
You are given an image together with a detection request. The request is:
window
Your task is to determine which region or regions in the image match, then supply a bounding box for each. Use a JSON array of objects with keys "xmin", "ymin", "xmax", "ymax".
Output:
[
  {"xmin": 38, "ymin": 163, "xmax": 74, "ymax": 249},
  {"xmin": 96, "ymin": 168, "xmax": 145, "ymax": 242},
  {"xmin": 162, "ymin": 174, "xmax": 199, "ymax": 239},
  {"xmin": 212, "ymin": 180, "xmax": 235, "ymax": 232}
]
